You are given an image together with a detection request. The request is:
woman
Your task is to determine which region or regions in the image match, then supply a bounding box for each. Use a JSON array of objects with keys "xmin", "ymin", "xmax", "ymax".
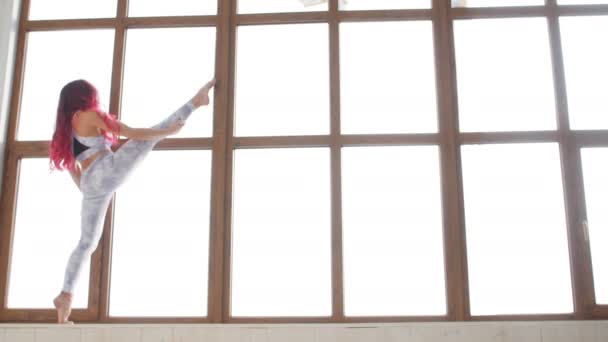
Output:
[{"xmin": 49, "ymin": 78, "xmax": 216, "ymax": 323}]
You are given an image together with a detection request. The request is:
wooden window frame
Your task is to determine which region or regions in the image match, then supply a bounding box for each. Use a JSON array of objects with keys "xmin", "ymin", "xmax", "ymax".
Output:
[{"xmin": 0, "ymin": 0, "xmax": 606, "ymax": 323}]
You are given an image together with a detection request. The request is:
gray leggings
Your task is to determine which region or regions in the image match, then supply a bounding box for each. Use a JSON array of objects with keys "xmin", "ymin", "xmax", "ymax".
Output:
[{"xmin": 61, "ymin": 101, "xmax": 195, "ymax": 294}]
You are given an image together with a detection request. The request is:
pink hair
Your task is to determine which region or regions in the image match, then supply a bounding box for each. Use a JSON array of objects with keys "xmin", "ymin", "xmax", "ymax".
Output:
[{"xmin": 49, "ymin": 80, "xmax": 119, "ymax": 171}]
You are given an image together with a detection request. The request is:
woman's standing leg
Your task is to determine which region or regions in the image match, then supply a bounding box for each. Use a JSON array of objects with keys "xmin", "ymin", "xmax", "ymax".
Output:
[{"xmin": 54, "ymin": 192, "xmax": 113, "ymax": 323}]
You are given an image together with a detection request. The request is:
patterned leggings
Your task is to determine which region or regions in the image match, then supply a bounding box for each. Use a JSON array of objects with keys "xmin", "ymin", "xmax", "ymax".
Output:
[{"xmin": 61, "ymin": 101, "xmax": 195, "ymax": 294}]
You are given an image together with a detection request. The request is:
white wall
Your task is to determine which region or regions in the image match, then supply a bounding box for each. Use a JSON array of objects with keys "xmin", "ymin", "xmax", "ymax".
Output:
[
  {"xmin": 0, "ymin": 321, "xmax": 607, "ymax": 342},
  {"xmin": 0, "ymin": 0, "xmax": 21, "ymax": 189}
]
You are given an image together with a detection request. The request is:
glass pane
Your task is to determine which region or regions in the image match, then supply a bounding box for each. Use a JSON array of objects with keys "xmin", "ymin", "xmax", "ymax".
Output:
[
  {"xmin": 581, "ymin": 148, "xmax": 608, "ymax": 304},
  {"xmin": 342, "ymin": 146, "xmax": 445, "ymax": 316},
  {"xmin": 238, "ymin": 0, "xmax": 327, "ymax": 14},
  {"xmin": 18, "ymin": 30, "xmax": 114, "ymax": 141},
  {"xmin": 340, "ymin": 0, "xmax": 430, "ymax": 10},
  {"xmin": 454, "ymin": 19, "xmax": 556, "ymax": 132},
  {"xmin": 559, "ymin": 0, "xmax": 608, "ymax": 4},
  {"xmin": 121, "ymin": 28, "xmax": 215, "ymax": 138},
  {"xmin": 462, "ymin": 143, "xmax": 573, "ymax": 315},
  {"xmin": 340, "ymin": 21, "xmax": 436, "ymax": 134},
  {"xmin": 29, "ymin": 0, "xmax": 117, "ymax": 20},
  {"xmin": 7, "ymin": 159, "xmax": 88, "ymax": 308},
  {"xmin": 560, "ymin": 16, "xmax": 608, "ymax": 130},
  {"xmin": 231, "ymin": 148, "xmax": 331, "ymax": 316},
  {"xmin": 129, "ymin": 0, "xmax": 217, "ymax": 17},
  {"xmin": 235, "ymin": 24, "xmax": 329, "ymax": 136},
  {"xmin": 110, "ymin": 151, "xmax": 211, "ymax": 317},
  {"xmin": 451, "ymin": 0, "xmax": 542, "ymax": 7}
]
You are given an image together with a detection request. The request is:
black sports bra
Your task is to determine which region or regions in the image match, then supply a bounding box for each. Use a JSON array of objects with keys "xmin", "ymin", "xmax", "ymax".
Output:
[{"xmin": 73, "ymin": 137, "xmax": 90, "ymax": 157}]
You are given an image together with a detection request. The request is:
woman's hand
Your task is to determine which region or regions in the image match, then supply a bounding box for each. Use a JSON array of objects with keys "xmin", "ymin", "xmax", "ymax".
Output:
[{"xmin": 191, "ymin": 78, "xmax": 216, "ymax": 108}]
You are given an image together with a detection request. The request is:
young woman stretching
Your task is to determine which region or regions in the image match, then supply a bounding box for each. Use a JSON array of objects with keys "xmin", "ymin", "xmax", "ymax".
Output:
[{"xmin": 49, "ymin": 78, "xmax": 216, "ymax": 323}]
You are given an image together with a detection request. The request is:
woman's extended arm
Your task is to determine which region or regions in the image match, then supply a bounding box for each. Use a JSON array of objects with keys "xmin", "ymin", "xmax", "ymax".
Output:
[
  {"xmin": 87, "ymin": 112, "xmax": 183, "ymax": 140},
  {"xmin": 81, "ymin": 79, "xmax": 215, "ymax": 140},
  {"xmin": 115, "ymin": 121, "xmax": 184, "ymax": 141}
]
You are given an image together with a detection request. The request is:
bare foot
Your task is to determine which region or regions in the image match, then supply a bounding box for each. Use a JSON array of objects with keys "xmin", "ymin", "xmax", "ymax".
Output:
[
  {"xmin": 53, "ymin": 292, "xmax": 73, "ymax": 324},
  {"xmin": 191, "ymin": 78, "xmax": 216, "ymax": 108}
]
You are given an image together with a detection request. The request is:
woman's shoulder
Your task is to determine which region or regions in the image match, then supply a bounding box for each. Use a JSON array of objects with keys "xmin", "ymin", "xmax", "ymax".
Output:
[{"xmin": 73, "ymin": 110, "xmax": 101, "ymax": 120}]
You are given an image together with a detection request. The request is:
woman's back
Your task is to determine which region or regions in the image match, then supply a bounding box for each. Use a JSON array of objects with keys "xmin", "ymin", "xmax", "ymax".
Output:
[{"xmin": 71, "ymin": 111, "xmax": 112, "ymax": 162}]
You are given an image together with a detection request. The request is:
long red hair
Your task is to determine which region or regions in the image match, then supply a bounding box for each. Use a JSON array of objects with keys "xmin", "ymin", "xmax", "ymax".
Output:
[{"xmin": 49, "ymin": 80, "xmax": 119, "ymax": 171}]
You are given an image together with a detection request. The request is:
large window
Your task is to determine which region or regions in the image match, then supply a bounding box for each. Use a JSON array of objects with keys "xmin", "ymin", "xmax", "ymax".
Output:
[
  {"xmin": 7, "ymin": 159, "xmax": 88, "ymax": 309},
  {"xmin": 581, "ymin": 148, "xmax": 608, "ymax": 305},
  {"xmin": 18, "ymin": 29, "xmax": 114, "ymax": 141},
  {"xmin": 462, "ymin": 144, "xmax": 572, "ymax": 315},
  {"xmin": 342, "ymin": 146, "xmax": 445, "ymax": 316},
  {"xmin": 110, "ymin": 151, "xmax": 212, "ymax": 317},
  {"xmin": 231, "ymin": 148, "xmax": 331, "ymax": 317},
  {"xmin": 340, "ymin": 21, "xmax": 437, "ymax": 134},
  {"xmin": 454, "ymin": 18, "xmax": 556, "ymax": 132},
  {"xmin": 238, "ymin": 0, "xmax": 328, "ymax": 14},
  {"xmin": 121, "ymin": 27, "xmax": 216, "ymax": 138},
  {"xmin": 560, "ymin": 16, "xmax": 608, "ymax": 130},
  {"xmin": 28, "ymin": 0, "xmax": 117, "ymax": 20},
  {"xmin": 128, "ymin": 0, "xmax": 218, "ymax": 17},
  {"xmin": 234, "ymin": 24, "xmax": 329, "ymax": 137},
  {"xmin": 1, "ymin": 0, "xmax": 607, "ymax": 323}
]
